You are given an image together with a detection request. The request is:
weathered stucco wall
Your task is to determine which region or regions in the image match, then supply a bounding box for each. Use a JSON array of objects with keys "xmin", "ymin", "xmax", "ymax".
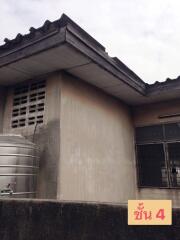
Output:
[
  {"xmin": 2, "ymin": 74, "xmax": 62, "ymax": 199},
  {"xmin": 1, "ymin": 71, "xmax": 138, "ymax": 203},
  {"xmin": 133, "ymin": 99, "xmax": 180, "ymax": 126},
  {"xmin": 58, "ymin": 73, "xmax": 136, "ymax": 203},
  {"xmin": 133, "ymin": 99, "xmax": 180, "ymax": 207}
]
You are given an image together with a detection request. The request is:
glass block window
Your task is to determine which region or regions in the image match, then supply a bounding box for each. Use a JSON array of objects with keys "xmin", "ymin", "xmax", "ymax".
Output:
[{"xmin": 11, "ymin": 80, "xmax": 46, "ymax": 128}]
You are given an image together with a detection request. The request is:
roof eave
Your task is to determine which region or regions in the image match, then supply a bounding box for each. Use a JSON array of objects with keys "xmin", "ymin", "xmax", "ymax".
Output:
[{"xmin": 0, "ymin": 14, "xmax": 146, "ymax": 96}]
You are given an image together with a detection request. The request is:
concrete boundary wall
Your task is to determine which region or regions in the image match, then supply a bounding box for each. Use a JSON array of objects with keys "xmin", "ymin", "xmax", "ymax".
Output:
[{"xmin": 0, "ymin": 199, "xmax": 179, "ymax": 240}]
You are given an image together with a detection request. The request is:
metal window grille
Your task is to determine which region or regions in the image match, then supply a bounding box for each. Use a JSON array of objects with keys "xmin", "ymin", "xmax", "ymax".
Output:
[
  {"xmin": 11, "ymin": 80, "xmax": 46, "ymax": 128},
  {"xmin": 136, "ymin": 123, "xmax": 180, "ymax": 188}
]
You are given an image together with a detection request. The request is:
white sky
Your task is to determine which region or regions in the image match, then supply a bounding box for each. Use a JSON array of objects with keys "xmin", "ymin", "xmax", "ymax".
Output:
[{"xmin": 1, "ymin": 0, "xmax": 180, "ymax": 84}]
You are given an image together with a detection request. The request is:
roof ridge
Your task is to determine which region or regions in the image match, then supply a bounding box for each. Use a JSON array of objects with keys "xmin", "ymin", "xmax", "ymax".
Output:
[
  {"xmin": 148, "ymin": 75, "xmax": 180, "ymax": 87},
  {"xmin": 0, "ymin": 16, "xmax": 62, "ymax": 54},
  {"xmin": 0, "ymin": 13, "xmax": 105, "ymax": 55}
]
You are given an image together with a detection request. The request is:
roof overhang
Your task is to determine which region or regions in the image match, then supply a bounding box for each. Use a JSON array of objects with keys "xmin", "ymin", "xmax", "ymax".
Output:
[{"xmin": 0, "ymin": 14, "xmax": 180, "ymax": 106}]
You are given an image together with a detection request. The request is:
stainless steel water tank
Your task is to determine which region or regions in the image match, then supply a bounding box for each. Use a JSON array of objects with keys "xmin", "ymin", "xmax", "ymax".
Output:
[{"xmin": 0, "ymin": 134, "xmax": 39, "ymax": 198}]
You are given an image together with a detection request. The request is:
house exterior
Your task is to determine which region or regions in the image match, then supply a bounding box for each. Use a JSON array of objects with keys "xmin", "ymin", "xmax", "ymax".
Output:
[{"xmin": 0, "ymin": 14, "xmax": 180, "ymax": 206}]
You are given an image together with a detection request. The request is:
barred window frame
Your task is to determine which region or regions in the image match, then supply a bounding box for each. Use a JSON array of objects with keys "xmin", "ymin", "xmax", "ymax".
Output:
[{"xmin": 136, "ymin": 122, "xmax": 180, "ymax": 189}]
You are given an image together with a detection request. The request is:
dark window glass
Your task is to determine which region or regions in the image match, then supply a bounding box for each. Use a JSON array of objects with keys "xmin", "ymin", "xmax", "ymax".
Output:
[
  {"xmin": 137, "ymin": 144, "xmax": 168, "ymax": 187},
  {"xmin": 168, "ymin": 143, "xmax": 180, "ymax": 187},
  {"xmin": 136, "ymin": 125, "xmax": 164, "ymax": 143},
  {"xmin": 165, "ymin": 123, "xmax": 180, "ymax": 141}
]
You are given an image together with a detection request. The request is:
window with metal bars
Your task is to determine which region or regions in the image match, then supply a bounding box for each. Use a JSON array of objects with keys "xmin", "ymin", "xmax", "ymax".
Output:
[
  {"xmin": 136, "ymin": 123, "xmax": 180, "ymax": 188},
  {"xmin": 11, "ymin": 80, "xmax": 46, "ymax": 128}
]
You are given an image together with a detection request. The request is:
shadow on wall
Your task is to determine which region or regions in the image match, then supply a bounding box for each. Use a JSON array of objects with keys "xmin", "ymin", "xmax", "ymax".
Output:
[
  {"xmin": 0, "ymin": 199, "xmax": 179, "ymax": 240},
  {"xmin": 28, "ymin": 120, "xmax": 60, "ymax": 199}
]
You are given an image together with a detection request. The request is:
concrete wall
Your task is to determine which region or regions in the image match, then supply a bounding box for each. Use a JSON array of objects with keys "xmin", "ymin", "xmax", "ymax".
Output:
[
  {"xmin": 133, "ymin": 99, "xmax": 180, "ymax": 126},
  {"xmin": 58, "ymin": 73, "xmax": 136, "ymax": 203},
  {"xmin": 133, "ymin": 99, "xmax": 180, "ymax": 207},
  {"xmin": 1, "ymin": 71, "xmax": 137, "ymax": 203},
  {"xmin": 0, "ymin": 199, "xmax": 179, "ymax": 240},
  {"xmin": 2, "ymin": 74, "xmax": 62, "ymax": 199}
]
